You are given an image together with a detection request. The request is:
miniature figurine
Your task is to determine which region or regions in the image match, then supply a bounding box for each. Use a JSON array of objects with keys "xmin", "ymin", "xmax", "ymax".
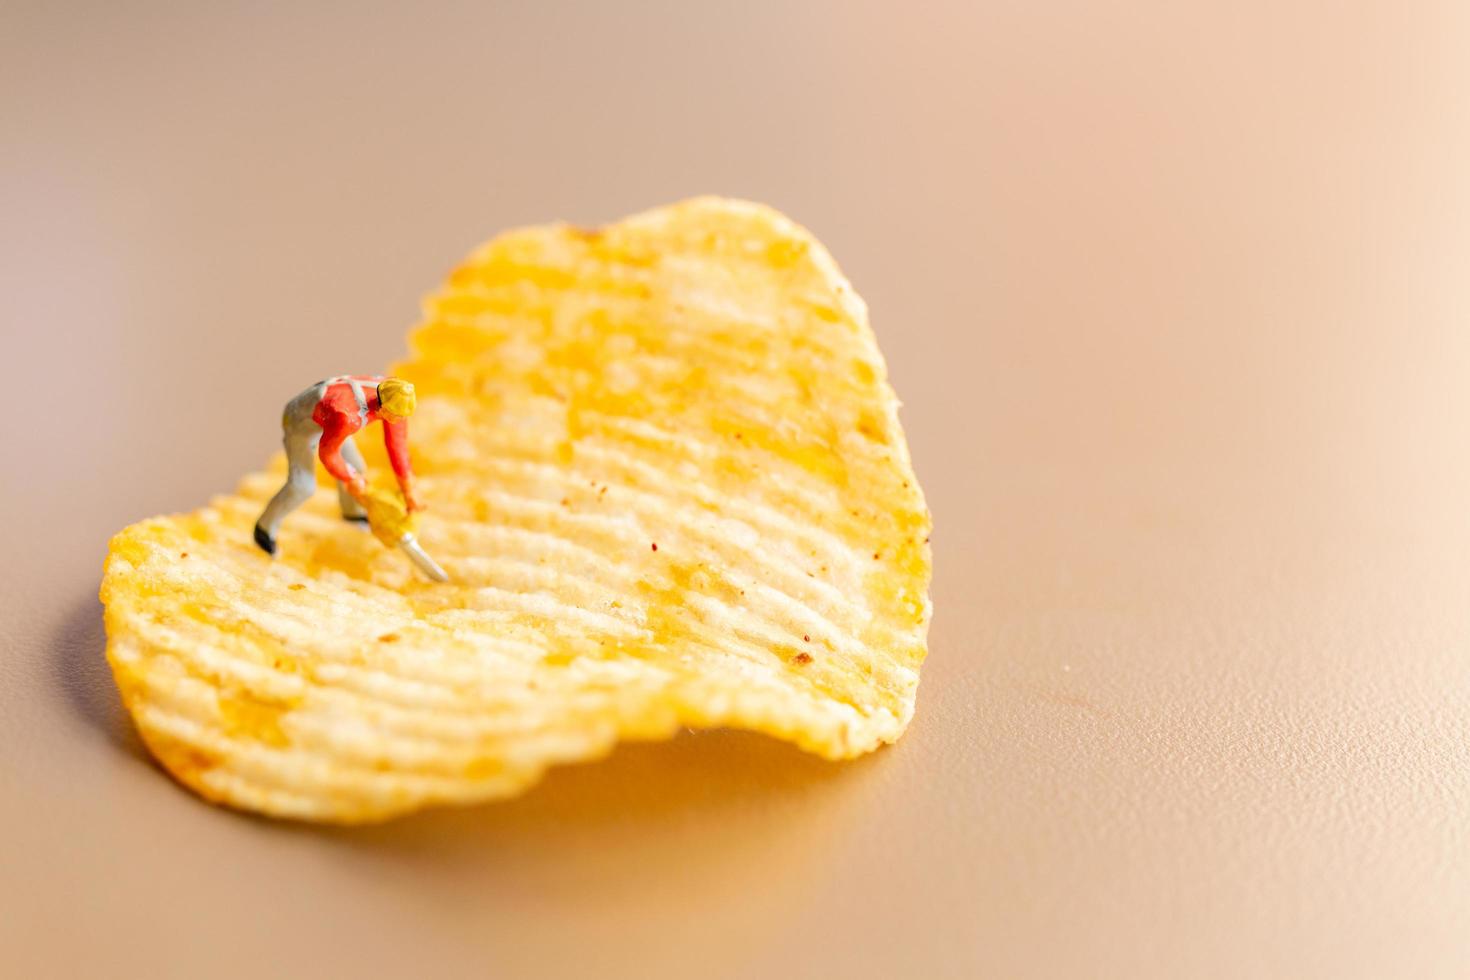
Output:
[{"xmin": 254, "ymin": 375, "xmax": 446, "ymax": 581}]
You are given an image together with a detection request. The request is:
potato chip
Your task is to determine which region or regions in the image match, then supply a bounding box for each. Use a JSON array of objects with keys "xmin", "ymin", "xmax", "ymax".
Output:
[{"xmin": 101, "ymin": 198, "xmax": 932, "ymax": 822}]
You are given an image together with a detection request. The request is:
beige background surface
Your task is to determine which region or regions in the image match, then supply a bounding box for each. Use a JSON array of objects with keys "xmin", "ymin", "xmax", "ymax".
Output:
[{"xmin": 4, "ymin": 2, "xmax": 1470, "ymax": 977}]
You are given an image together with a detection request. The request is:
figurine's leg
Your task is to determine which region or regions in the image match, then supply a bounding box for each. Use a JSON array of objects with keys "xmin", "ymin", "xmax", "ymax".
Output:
[
  {"xmin": 337, "ymin": 436, "xmax": 368, "ymax": 521},
  {"xmin": 253, "ymin": 424, "xmax": 321, "ymax": 556}
]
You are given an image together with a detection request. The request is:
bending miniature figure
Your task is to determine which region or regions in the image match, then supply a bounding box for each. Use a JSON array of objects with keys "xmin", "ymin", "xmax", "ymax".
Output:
[{"xmin": 254, "ymin": 375, "xmax": 447, "ymax": 581}]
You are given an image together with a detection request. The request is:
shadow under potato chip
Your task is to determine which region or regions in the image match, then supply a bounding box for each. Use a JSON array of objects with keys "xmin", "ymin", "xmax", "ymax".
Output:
[
  {"xmin": 51, "ymin": 593, "xmax": 147, "ymax": 758},
  {"xmin": 333, "ymin": 726, "xmax": 865, "ymax": 841},
  {"xmin": 304, "ymin": 728, "xmax": 885, "ymax": 934}
]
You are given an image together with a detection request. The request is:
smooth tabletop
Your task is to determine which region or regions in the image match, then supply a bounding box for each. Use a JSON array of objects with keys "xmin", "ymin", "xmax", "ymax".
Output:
[{"xmin": 3, "ymin": 2, "xmax": 1469, "ymax": 977}]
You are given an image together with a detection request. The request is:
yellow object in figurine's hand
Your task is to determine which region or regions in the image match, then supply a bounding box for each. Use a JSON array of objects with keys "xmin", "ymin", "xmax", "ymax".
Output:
[
  {"xmin": 361, "ymin": 487, "xmax": 414, "ymax": 547},
  {"xmin": 100, "ymin": 198, "xmax": 932, "ymax": 823}
]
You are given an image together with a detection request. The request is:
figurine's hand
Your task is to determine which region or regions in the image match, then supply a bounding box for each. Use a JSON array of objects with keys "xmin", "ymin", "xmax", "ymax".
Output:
[
  {"xmin": 346, "ymin": 475, "xmax": 369, "ymax": 503},
  {"xmin": 403, "ymin": 480, "xmax": 425, "ymax": 513}
]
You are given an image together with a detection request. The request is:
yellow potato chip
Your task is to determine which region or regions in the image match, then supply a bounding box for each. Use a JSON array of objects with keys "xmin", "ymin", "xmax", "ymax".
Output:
[{"xmin": 101, "ymin": 198, "xmax": 932, "ymax": 822}]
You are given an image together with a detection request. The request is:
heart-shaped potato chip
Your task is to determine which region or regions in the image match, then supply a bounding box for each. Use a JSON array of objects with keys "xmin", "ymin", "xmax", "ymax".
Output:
[{"xmin": 101, "ymin": 198, "xmax": 932, "ymax": 822}]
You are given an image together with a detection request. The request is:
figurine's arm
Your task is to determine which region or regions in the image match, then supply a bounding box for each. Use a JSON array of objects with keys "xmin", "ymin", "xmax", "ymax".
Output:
[
  {"xmin": 318, "ymin": 413, "xmax": 367, "ymax": 499},
  {"xmin": 383, "ymin": 419, "xmax": 422, "ymax": 511}
]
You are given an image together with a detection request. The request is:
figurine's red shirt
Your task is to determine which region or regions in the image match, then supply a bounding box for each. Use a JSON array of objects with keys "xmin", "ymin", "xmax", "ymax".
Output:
[{"xmin": 311, "ymin": 376, "xmax": 413, "ymax": 486}]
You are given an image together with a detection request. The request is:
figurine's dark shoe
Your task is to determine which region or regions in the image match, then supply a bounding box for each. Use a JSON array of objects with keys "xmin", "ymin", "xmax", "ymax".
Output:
[
  {"xmin": 343, "ymin": 514, "xmax": 370, "ymax": 525},
  {"xmin": 253, "ymin": 524, "xmax": 277, "ymax": 556}
]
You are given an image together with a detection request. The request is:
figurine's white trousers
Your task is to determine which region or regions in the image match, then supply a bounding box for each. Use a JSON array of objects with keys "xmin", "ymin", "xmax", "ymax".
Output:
[{"xmin": 256, "ymin": 387, "xmax": 367, "ymax": 539}]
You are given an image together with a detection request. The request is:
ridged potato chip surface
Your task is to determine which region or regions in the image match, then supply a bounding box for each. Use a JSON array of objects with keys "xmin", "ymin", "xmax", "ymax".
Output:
[{"xmin": 102, "ymin": 198, "xmax": 932, "ymax": 822}]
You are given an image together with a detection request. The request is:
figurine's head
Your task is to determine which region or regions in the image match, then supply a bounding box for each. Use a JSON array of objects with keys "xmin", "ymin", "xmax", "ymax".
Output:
[{"xmin": 377, "ymin": 379, "xmax": 417, "ymax": 422}]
